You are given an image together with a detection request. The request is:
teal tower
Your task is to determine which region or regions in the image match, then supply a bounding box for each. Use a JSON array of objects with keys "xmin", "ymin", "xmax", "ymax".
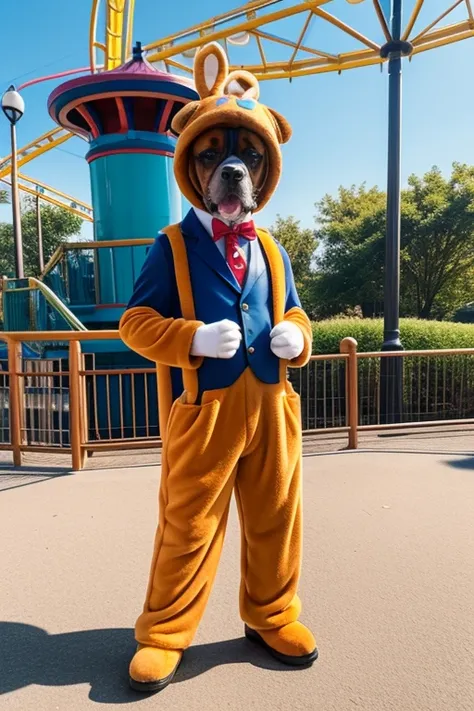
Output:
[{"xmin": 48, "ymin": 43, "xmax": 198, "ymax": 316}]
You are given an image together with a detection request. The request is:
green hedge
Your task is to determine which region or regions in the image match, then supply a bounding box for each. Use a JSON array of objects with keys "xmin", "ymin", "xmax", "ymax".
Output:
[{"xmin": 312, "ymin": 318, "xmax": 474, "ymax": 354}]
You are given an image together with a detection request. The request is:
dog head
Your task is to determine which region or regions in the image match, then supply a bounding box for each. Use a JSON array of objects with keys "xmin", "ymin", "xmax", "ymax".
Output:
[
  {"xmin": 171, "ymin": 42, "xmax": 291, "ymax": 216},
  {"xmin": 191, "ymin": 127, "xmax": 267, "ymax": 223}
]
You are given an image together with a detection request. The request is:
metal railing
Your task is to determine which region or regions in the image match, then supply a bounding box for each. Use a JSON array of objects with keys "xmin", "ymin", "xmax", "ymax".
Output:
[
  {"xmin": 2, "ymin": 331, "xmax": 474, "ymax": 470},
  {"xmin": 40, "ymin": 239, "xmax": 154, "ymax": 307},
  {"xmin": 1, "ymin": 277, "xmax": 87, "ymax": 332}
]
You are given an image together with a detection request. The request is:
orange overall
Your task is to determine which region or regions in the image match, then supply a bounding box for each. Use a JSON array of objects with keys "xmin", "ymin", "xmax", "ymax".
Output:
[{"xmin": 122, "ymin": 226, "xmax": 312, "ymax": 652}]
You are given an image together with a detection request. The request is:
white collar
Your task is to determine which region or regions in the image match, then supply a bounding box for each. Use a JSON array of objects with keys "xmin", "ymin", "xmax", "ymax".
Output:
[
  {"xmin": 193, "ymin": 207, "xmax": 252, "ymax": 237},
  {"xmin": 193, "ymin": 207, "xmax": 214, "ymax": 237}
]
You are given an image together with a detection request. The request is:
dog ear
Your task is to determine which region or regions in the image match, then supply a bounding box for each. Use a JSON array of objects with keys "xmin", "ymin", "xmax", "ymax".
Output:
[
  {"xmin": 194, "ymin": 42, "xmax": 229, "ymax": 99},
  {"xmin": 171, "ymin": 101, "xmax": 200, "ymax": 135},
  {"xmin": 266, "ymin": 107, "xmax": 292, "ymax": 144},
  {"xmin": 224, "ymin": 70, "xmax": 260, "ymax": 100}
]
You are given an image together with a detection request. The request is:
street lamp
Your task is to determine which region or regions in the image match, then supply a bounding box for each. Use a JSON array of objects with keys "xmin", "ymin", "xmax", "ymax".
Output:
[{"xmin": 1, "ymin": 85, "xmax": 25, "ymax": 279}]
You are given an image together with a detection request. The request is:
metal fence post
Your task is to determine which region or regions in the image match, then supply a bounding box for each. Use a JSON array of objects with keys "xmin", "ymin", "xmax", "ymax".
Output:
[
  {"xmin": 69, "ymin": 340, "xmax": 86, "ymax": 471},
  {"xmin": 7, "ymin": 338, "xmax": 23, "ymax": 466},
  {"xmin": 340, "ymin": 337, "xmax": 359, "ymax": 450}
]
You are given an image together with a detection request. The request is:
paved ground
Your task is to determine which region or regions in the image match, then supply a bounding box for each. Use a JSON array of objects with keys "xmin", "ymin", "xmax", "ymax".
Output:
[
  {"xmin": 2, "ymin": 423, "xmax": 474, "ymax": 479},
  {"xmin": 1, "ymin": 451, "xmax": 474, "ymax": 710}
]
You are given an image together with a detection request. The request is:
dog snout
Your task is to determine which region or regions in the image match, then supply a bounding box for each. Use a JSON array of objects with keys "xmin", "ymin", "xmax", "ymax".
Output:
[{"xmin": 221, "ymin": 165, "xmax": 244, "ymax": 184}]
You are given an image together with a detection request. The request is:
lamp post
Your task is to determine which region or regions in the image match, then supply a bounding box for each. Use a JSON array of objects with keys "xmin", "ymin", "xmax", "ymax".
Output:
[
  {"xmin": 379, "ymin": 0, "xmax": 412, "ymax": 424},
  {"xmin": 1, "ymin": 85, "xmax": 25, "ymax": 279}
]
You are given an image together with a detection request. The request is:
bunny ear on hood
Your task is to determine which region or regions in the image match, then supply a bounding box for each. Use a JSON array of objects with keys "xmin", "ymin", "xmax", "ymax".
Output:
[{"xmin": 171, "ymin": 42, "xmax": 292, "ymax": 213}]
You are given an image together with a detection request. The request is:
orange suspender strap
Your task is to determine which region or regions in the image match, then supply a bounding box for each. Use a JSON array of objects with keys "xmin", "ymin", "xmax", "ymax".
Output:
[
  {"xmin": 157, "ymin": 223, "xmax": 288, "ymax": 435},
  {"xmin": 156, "ymin": 364, "xmax": 173, "ymax": 444},
  {"xmin": 162, "ymin": 224, "xmax": 200, "ymax": 405},
  {"xmin": 256, "ymin": 228, "xmax": 288, "ymax": 382}
]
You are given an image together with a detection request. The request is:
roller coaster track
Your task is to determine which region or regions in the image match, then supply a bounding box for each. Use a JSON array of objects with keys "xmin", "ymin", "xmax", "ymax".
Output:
[
  {"xmin": 2, "ymin": 0, "xmax": 473, "ymax": 204},
  {"xmin": 90, "ymin": 0, "xmax": 136, "ymax": 72},
  {"xmin": 0, "ymin": 127, "xmax": 73, "ymax": 180},
  {"xmin": 1, "ymin": 173, "xmax": 93, "ymax": 221},
  {"xmin": 143, "ymin": 0, "xmax": 474, "ymax": 80}
]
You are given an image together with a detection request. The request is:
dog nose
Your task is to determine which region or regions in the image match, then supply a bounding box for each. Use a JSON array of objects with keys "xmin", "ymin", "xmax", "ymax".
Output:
[{"xmin": 221, "ymin": 165, "xmax": 244, "ymax": 183}]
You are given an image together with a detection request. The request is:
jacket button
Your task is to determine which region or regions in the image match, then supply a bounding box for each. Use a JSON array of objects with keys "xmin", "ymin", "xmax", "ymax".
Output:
[
  {"xmin": 242, "ymin": 303, "xmax": 249, "ymax": 311},
  {"xmin": 248, "ymin": 346, "xmax": 255, "ymax": 354}
]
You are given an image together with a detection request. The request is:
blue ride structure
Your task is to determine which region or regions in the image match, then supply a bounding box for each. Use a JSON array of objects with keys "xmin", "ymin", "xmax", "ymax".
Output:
[
  {"xmin": 1, "ymin": 43, "xmax": 198, "ymax": 446},
  {"xmin": 47, "ymin": 41, "xmax": 197, "ymax": 330}
]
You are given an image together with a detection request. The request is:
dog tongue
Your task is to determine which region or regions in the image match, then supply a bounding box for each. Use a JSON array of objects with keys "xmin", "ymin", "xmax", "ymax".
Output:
[{"xmin": 218, "ymin": 195, "xmax": 242, "ymax": 219}]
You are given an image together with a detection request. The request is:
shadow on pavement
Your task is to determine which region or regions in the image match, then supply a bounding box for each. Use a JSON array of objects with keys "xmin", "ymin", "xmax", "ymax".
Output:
[
  {"xmin": 445, "ymin": 456, "xmax": 474, "ymax": 470},
  {"xmin": 0, "ymin": 622, "xmax": 301, "ymax": 704},
  {"xmin": 0, "ymin": 470, "xmax": 72, "ymax": 493}
]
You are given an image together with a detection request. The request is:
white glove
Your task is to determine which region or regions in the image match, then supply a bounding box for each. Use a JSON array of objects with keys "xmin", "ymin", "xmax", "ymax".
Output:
[
  {"xmin": 191, "ymin": 319, "xmax": 242, "ymax": 359},
  {"xmin": 270, "ymin": 321, "xmax": 304, "ymax": 360}
]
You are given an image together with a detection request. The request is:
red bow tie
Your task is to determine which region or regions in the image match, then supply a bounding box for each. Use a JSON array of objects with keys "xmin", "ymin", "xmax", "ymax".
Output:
[{"xmin": 211, "ymin": 218, "xmax": 257, "ymax": 242}]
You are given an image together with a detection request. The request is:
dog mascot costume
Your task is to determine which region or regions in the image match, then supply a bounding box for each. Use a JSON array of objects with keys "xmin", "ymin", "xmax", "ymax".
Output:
[{"xmin": 120, "ymin": 42, "xmax": 317, "ymax": 693}]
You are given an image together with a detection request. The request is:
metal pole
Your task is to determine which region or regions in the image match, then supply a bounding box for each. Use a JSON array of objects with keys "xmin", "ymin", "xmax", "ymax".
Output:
[
  {"xmin": 10, "ymin": 122, "xmax": 24, "ymax": 279},
  {"xmin": 380, "ymin": 0, "xmax": 411, "ymax": 424},
  {"xmin": 36, "ymin": 194, "xmax": 44, "ymax": 273},
  {"xmin": 383, "ymin": 0, "xmax": 402, "ymax": 353}
]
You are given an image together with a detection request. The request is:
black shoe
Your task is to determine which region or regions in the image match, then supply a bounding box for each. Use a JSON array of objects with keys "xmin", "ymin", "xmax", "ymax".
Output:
[{"xmin": 245, "ymin": 625, "xmax": 319, "ymax": 667}]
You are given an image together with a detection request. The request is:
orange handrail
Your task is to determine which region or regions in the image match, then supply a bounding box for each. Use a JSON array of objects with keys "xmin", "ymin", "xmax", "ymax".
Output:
[{"xmin": 2, "ymin": 331, "xmax": 474, "ymax": 470}]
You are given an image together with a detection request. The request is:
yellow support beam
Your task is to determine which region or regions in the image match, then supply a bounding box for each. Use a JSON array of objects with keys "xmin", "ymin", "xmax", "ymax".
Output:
[
  {"xmin": 412, "ymin": 27, "xmax": 474, "ymax": 54},
  {"xmin": 253, "ymin": 28, "xmax": 337, "ymax": 60},
  {"xmin": 412, "ymin": 19, "xmax": 472, "ymax": 47},
  {"xmin": 145, "ymin": 0, "xmax": 287, "ymax": 51},
  {"xmin": 90, "ymin": 0, "xmax": 135, "ymax": 72},
  {"xmin": 467, "ymin": 0, "xmax": 474, "ymax": 22},
  {"xmin": 312, "ymin": 7, "xmax": 380, "ymax": 51},
  {"xmin": 18, "ymin": 174, "xmax": 92, "ymax": 211},
  {"xmin": 0, "ymin": 128, "xmax": 73, "ymax": 180},
  {"xmin": 1, "ymin": 174, "xmax": 93, "ymax": 222},
  {"xmin": 411, "ymin": 1, "xmax": 465, "ymax": 43},
  {"xmin": 372, "ymin": 0, "xmax": 391, "ymax": 41},
  {"xmin": 106, "ymin": 0, "xmax": 127, "ymax": 70},
  {"xmin": 288, "ymin": 11, "xmax": 314, "ymax": 68},
  {"xmin": 145, "ymin": 2, "xmax": 330, "ymax": 62},
  {"xmin": 402, "ymin": 0, "xmax": 425, "ymax": 41},
  {"xmin": 140, "ymin": 0, "xmax": 474, "ymax": 82},
  {"xmin": 90, "ymin": 0, "xmax": 101, "ymax": 73}
]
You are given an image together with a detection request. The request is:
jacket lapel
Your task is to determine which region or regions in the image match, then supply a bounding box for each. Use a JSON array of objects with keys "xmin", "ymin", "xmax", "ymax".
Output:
[
  {"xmin": 241, "ymin": 237, "xmax": 266, "ymax": 300},
  {"xmin": 180, "ymin": 209, "xmax": 241, "ymax": 293}
]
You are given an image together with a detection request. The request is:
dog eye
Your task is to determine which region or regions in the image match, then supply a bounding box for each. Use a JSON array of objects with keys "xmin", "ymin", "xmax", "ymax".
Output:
[
  {"xmin": 198, "ymin": 149, "xmax": 219, "ymax": 163},
  {"xmin": 243, "ymin": 148, "xmax": 262, "ymax": 167}
]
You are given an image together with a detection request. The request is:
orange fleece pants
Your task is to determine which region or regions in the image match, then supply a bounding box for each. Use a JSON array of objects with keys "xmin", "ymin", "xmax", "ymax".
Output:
[{"xmin": 135, "ymin": 367, "xmax": 303, "ymax": 651}]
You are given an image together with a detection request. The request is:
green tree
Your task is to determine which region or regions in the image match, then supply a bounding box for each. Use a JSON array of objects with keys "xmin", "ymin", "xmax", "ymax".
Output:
[
  {"xmin": 0, "ymin": 188, "xmax": 9, "ymax": 204},
  {"xmin": 402, "ymin": 164, "xmax": 474, "ymax": 318},
  {"xmin": 314, "ymin": 164, "xmax": 474, "ymax": 320},
  {"xmin": 0, "ymin": 199, "xmax": 83, "ymax": 277},
  {"xmin": 314, "ymin": 184, "xmax": 386, "ymax": 318},
  {"xmin": 271, "ymin": 214, "xmax": 317, "ymax": 315}
]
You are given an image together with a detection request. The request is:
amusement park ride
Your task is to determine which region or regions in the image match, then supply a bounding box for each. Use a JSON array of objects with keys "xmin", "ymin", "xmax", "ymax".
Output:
[{"xmin": 1, "ymin": 0, "xmax": 473, "ymax": 438}]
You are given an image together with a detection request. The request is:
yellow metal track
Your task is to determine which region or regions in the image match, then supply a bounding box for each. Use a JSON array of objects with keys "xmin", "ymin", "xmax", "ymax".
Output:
[
  {"xmin": 142, "ymin": 0, "xmax": 474, "ymax": 80},
  {"xmin": 90, "ymin": 0, "xmax": 135, "ymax": 72},
  {"xmin": 4, "ymin": 0, "xmax": 474, "ymax": 200},
  {"xmin": 1, "ymin": 173, "xmax": 93, "ymax": 221},
  {"xmin": 0, "ymin": 127, "xmax": 73, "ymax": 180}
]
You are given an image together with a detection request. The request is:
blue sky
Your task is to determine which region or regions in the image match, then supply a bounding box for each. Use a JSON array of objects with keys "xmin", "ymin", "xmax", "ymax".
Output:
[{"xmin": 1, "ymin": 0, "xmax": 474, "ymax": 241}]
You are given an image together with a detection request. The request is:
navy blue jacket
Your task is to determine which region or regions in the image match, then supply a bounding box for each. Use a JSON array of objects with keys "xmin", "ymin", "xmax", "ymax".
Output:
[{"xmin": 126, "ymin": 209, "xmax": 303, "ymax": 399}]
